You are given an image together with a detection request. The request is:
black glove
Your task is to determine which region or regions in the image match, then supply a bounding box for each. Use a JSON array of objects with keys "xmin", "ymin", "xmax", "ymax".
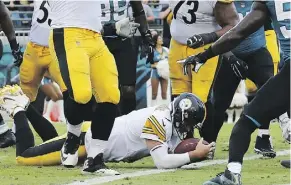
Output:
[
  {"xmin": 223, "ymin": 54, "xmax": 248, "ymax": 80},
  {"xmin": 12, "ymin": 44, "xmax": 23, "ymax": 67},
  {"xmin": 181, "ymin": 53, "xmax": 207, "ymax": 75},
  {"xmin": 187, "ymin": 32, "xmax": 218, "ymax": 49},
  {"xmin": 140, "ymin": 30, "xmax": 154, "ymax": 63}
]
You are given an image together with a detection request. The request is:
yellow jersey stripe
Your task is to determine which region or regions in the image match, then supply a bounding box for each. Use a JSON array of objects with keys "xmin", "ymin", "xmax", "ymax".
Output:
[
  {"xmin": 142, "ymin": 129, "xmax": 155, "ymax": 135},
  {"xmin": 149, "ymin": 116, "xmax": 166, "ymax": 135},
  {"xmin": 142, "ymin": 127, "xmax": 154, "ymax": 132},
  {"xmin": 148, "ymin": 118, "xmax": 166, "ymax": 142}
]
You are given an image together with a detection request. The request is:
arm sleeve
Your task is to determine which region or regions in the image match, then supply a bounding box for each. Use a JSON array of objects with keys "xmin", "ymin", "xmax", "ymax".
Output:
[{"xmin": 150, "ymin": 144, "xmax": 190, "ymax": 169}]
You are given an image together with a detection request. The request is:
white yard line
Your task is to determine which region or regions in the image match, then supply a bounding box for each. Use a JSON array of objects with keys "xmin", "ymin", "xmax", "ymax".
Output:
[{"xmin": 66, "ymin": 150, "xmax": 290, "ymax": 185}]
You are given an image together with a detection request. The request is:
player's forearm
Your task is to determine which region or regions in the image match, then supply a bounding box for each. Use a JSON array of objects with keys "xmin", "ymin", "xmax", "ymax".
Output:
[
  {"xmin": 0, "ymin": 2, "xmax": 18, "ymax": 50},
  {"xmin": 200, "ymin": 2, "xmax": 268, "ymax": 60},
  {"xmin": 150, "ymin": 144, "xmax": 190, "ymax": 169},
  {"xmin": 130, "ymin": 1, "xmax": 149, "ymax": 36}
]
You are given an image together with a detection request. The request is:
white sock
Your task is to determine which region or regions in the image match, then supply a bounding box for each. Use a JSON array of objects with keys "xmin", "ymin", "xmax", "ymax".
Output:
[
  {"xmin": 56, "ymin": 100, "xmax": 66, "ymax": 121},
  {"xmin": 227, "ymin": 162, "xmax": 242, "ymax": 174},
  {"xmin": 258, "ymin": 129, "xmax": 270, "ymax": 137},
  {"xmin": 67, "ymin": 123, "xmax": 82, "ymax": 137},
  {"xmin": 0, "ymin": 121, "xmax": 9, "ymax": 135},
  {"xmin": 226, "ymin": 109, "xmax": 234, "ymax": 123},
  {"xmin": 43, "ymin": 100, "xmax": 54, "ymax": 118},
  {"xmin": 234, "ymin": 108, "xmax": 243, "ymax": 123},
  {"xmin": 87, "ymin": 139, "xmax": 107, "ymax": 158}
]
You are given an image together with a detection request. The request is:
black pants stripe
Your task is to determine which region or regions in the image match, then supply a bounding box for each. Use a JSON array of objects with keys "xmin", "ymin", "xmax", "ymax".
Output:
[{"xmin": 52, "ymin": 28, "xmax": 73, "ymax": 99}]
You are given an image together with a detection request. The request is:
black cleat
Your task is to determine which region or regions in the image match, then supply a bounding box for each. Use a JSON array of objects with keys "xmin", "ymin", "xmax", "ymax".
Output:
[
  {"xmin": 203, "ymin": 169, "xmax": 242, "ymax": 185},
  {"xmin": 281, "ymin": 160, "xmax": 290, "ymax": 168},
  {"xmin": 0, "ymin": 129, "xmax": 16, "ymax": 148},
  {"xmin": 61, "ymin": 132, "xmax": 80, "ymax": 168},
  {"xmin": 254, "ymin": 135, "xmax": 276, "ymax": 158},
  {"xmin": 82, "ymin": 153, "xmax": 120, "ymax": 176}
]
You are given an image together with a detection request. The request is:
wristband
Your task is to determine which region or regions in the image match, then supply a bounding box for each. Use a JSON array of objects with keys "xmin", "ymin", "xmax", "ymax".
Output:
[{"xmin": 198, "ymin": 46, "xmax": 216, "ymax": 61}]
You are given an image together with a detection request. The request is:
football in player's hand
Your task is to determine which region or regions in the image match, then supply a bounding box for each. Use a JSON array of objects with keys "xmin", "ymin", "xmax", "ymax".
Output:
[{"xmin": 174, "ymin": 138, "xmax": 209, "ymax": 154}]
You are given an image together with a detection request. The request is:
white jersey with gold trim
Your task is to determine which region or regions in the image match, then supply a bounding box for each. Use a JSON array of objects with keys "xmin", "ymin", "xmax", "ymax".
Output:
[
  {"xmin": 100, "ymin": 0, "xmax": 131, "ymax": 23},
  {"xmin": 170, "ymin": 0, "xmax": 232, "ymax": 45},
  {"xmin": 85, "ymin": 105, "xmax": 181, "ymax": 163},
  {"xmin": 48, "ymin": 0, "xmax": 103, "ymax": 33},
  {"xmin": 29, "ymin": 0, "xmax": 51, "ymax": 47}
]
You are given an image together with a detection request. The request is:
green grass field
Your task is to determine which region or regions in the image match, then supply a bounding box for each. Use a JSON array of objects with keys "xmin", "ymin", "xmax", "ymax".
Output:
[{"xmin": 0, "ymin": 122, "xmax": 290, "ymax": 185}]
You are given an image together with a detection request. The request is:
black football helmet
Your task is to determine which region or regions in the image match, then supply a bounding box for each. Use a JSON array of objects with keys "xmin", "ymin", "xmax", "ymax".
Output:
[{"xmin": 170, "ymin": 93, "xmax": 206, "ymax": 140}]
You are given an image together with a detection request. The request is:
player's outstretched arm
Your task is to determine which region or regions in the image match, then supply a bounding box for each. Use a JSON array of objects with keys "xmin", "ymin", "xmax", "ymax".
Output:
[
  {"xmin": 187, "ymin": 1, "xmax": 239, "ymax": 49},
  {"xmin": 146, "ymin": 139, "xmax": 215, "ymax": 169},
  {"xmin": 210, "ymin": 2, "xmax": 268, "ymax": 57},
  {"xmin": 0, "ymin": 1, "xmax": 17, "ymax": 50}
]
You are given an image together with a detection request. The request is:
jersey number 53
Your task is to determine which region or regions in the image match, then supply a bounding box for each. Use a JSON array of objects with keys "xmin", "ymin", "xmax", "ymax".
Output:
[
  {"xmin": 173, "ymin": 0, "xmax": 199, "ymax": 24},
  {"xmin": 36, "ymin": 0, "xmax": 51, "ymax": 26}
]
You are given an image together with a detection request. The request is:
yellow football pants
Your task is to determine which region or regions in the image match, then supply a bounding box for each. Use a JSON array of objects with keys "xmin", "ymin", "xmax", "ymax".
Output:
[
  {"xmin": 20, "ymin": 41, "xmax": 67, "ymax": 102},
  {"xmin": 245, "ymin": 30, "xmax": 280, "ymax": 93},
  {"xmin": 16, "ymin": 122, "xmax": 91, "ymax": 166},
  {"xmin": 169, "ymin": 39, "xmax": 219, "ymax": 102},
  {"xmin": 49, "ymin": 28, "xmax": 120, "ymax": 104}
]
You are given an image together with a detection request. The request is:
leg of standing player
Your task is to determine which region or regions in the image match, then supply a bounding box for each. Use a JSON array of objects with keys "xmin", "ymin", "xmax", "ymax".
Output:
[
  {"xmin": 203, "ymin": 60, "xmax": 290, "ymax": 185},
  {"xmin": 104, "ymin": 37, "xmax": 137, "ymax": 115},
  {"xmin": 19, "ymin": 42, "xmax": 59, "ymax": 141},
  {"xmin": 84, "ymin": 32, "xmax": 120, "ymax": 175},
  {"xmin": 200, "ymin": 55, "xmax": 241, "ymax": 143},
  {"xmin": 49, "ymin": 28, "xmax": 95, "ymax": 167},
  {"xmin": 244, "ymin": 47, "xmax": 275, "ymax": 157}
]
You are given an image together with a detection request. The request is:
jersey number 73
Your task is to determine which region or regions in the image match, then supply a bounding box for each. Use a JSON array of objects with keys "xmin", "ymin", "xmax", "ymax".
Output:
[{"xmin": 173, "ymin": 0, "xmax": 199, "ymax": 24}]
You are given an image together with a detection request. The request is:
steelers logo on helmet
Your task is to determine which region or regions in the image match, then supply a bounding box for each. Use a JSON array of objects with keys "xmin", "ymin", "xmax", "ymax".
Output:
[{"xmin": 179, "ymin": 98, "xmax": 192, "ymax": 111}]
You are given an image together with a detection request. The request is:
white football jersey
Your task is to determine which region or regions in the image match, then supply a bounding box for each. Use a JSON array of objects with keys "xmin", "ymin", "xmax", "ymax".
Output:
[
  {"xmin": 29, "ymin": 0, "xmax": 51, "ymax": 47},
  {"xmin": 85, "ymin": 105, "xmax": 181, "ymax": 163},
  {"xmin": 48, "ymin": 0, "xmax": 103, "ymax": 33},
  {"xmin": 100, "ymin": 0, "xmax": 131, "ymax": 23},
  {"xmin": 170, "ymin": 0, "xmax": 232, "ymax": 45}
]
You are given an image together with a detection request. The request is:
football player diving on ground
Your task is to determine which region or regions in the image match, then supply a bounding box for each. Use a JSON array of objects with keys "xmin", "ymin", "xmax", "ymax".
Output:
[
  {"xmin": 180, "ymin": 0, "xmax": 290, "ymax": 184},
  {"xmin": 1, "ymin": 89, "xmax": 215, "ymax": 169}
]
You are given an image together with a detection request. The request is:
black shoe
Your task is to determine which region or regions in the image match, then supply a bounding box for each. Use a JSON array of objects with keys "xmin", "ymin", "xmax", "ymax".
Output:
[
  {"xmin": 281, "ymin": 160, "xmax": 290, "ymax": 168},
  {"xmin": 254, "ymin": 135, "xmax": 276, "ymax": 158},
  {"xmin": 82, "ymin": 153, "xmax": 120, "ymax": 175},
  {"xmin": 61, "ymin": 132, "xmax": 80, "ymax": 168},
  {"xmin": 0, "ymin": 130, "xmax": 16, "ymax": 148},
  {"xmin": 203, "ymin": 169, "xmax": 242, "ymax": 185}
]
